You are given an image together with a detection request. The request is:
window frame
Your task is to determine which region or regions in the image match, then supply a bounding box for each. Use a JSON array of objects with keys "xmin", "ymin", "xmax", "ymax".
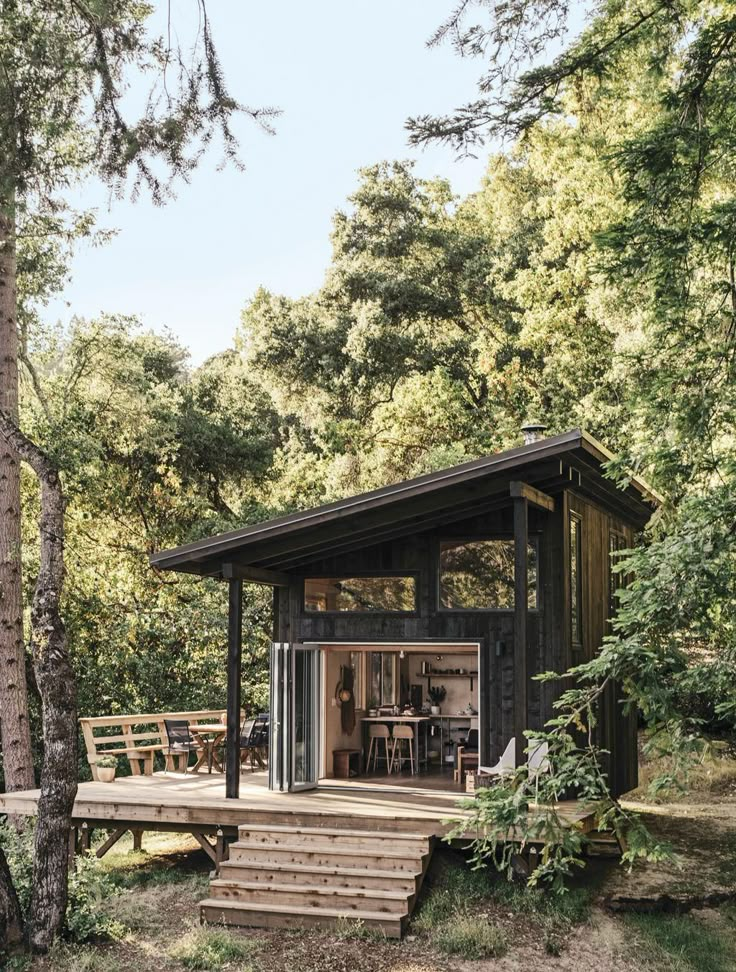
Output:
[
  {"xmin": 569, "ymin": 512, "xmax": 583, "ymax": 651},
  {"xmin": 301, "ymin": 572, "xmax": 419, "ymax": 616},
  {"xmin": 436, "ymin": 534, "xmax": 540, "ymax": 613}
]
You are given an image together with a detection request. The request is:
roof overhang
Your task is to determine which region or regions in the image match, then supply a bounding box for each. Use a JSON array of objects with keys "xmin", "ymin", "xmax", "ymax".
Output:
[{"xmin": 150, "ymin": 429, "xmax": 659, "ymax": 581}]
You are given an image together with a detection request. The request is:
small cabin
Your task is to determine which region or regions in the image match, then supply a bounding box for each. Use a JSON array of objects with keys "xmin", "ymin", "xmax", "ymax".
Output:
[{"xmin": 151, "ymin": 427, "xmax": 657, "ymax": 799}]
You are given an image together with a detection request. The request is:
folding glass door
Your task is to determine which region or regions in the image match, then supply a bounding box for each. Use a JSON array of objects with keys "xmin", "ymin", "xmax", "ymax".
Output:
[{"xmin": 269, "ymin": 643, "xmax": 320, "ymax": 791}]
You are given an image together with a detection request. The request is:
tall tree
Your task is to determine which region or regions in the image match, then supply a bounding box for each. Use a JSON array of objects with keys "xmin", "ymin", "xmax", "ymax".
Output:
[{"xmin": 0, "ymin": 0, "xmax": 273, "ymax": 953}]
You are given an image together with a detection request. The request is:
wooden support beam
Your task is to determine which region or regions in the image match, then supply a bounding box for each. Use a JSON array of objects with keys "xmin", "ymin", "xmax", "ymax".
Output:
[
  {"xmin": 95, "ymin": 826, "xmax": 127, "ymax": 859},
  {"xmin": 513, "ymin": 496, "xmax": 529, "ymax": 760},
  {"xmin": 132, "ymin": 829, "xmax": 143, "ymax": 852},
  {"xmin": 510, "ymin": 481, "xmax": 555, "ymax": 512},
  {"xmin": 192, "ymin": 830, "xmax": 218, "ymax": 865},
  {"xmin": 222, "ymin": 562, "xmax": 290, "ymax": 587},
  {"xmin": 225, "ymin": 578, "xmax": 242, "ymax": 799}
]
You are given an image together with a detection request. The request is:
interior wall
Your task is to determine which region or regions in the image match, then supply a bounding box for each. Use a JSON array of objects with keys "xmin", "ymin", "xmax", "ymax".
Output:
[
  {"xmin": 322, "ymin": 649, "xmax": 363, "ymax": 777},
  {"xmin": 401, "ymin": 653, "xmax": 478, "ymax": 714}
]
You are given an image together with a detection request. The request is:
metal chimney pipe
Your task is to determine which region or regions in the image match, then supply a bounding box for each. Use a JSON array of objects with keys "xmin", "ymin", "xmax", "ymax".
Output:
[{"xmin": 521, "ymin": 421, "xmax": 548, "ymax": 445}]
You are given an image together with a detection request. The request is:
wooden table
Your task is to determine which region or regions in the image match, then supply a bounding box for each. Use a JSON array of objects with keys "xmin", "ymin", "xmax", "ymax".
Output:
[
  {"xmin": 360, "ymin": 716, "xmax": 431, "ymax": 773},
  {"xmin": 190, "ymin": 724, "xmax": 227, "ymax": 774}
]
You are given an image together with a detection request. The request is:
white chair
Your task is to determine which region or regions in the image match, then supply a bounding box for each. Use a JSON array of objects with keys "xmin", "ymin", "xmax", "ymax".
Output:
[
  {"xmin": 527, "ymin": 738, "xmax": 550, "ymax": 804},
  {"xmin": 527, "ymin": 739, "xmax": 549, "ymax": 778},
  {"xmin": 479, "ymin": 737, "xmax": 516, "ymax": 778}
]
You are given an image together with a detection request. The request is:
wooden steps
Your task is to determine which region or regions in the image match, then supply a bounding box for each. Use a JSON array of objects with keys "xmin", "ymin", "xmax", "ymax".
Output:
[{"xmin": 200, "ymin": 822, "xmax": 434, "ymax": 938}]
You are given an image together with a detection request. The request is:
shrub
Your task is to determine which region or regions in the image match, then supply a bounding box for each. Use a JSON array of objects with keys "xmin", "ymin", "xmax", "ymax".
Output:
[
  {"xmin": 434, "ymin": 915, "xmax": 507, "ymax": 959},
  {"xmin": 0, "ymin": 822, "xmax": 125, "ymax": 943}
]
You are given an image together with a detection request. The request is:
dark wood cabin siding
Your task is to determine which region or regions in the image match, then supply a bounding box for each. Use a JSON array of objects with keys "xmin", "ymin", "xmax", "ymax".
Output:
[
  {"xmin": 272, "ymin": 491, "xmax": 638, "ymax": 796},
  {"xmin": 281, "ymin": 507, "xmax": 553, "ymax": 769},
  {"xmin": 567, "ymin": 492, "xmax": 638, "ymax": 795}
]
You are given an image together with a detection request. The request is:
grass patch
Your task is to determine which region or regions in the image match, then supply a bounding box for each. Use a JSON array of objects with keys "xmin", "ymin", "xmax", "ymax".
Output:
[
  {"xmin": 625, "ymin": 911, "xmax": 736, "ymax": 972},
  {"xmin": 433, "ymin": 915, "xmax": 507, "ymax": 959},
  {"xmin": 104, "ymin": 874, "xmax": 209, "ymax": 934},
  {"xmin": 413, "ymin": 850, "xmax": 591, "ymax": 956},
  {"xmin": 39, "ymin": 943, "xmax": 122, "ymax": 972},
  {"xmin": 169, "ymin": 925, "xmax": 260, "ymax": 971},
  {"xmin": 334, "ymin": 917, "xmax": 386, "ymax": 941}
]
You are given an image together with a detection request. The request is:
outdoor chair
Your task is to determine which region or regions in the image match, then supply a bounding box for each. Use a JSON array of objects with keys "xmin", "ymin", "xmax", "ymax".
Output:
[
  {"xmin": 239, "ymin": 713, "xmax": 269, "ymax": 771},
  {"xmin": 527, "ymin": 739, "xmax": 550, "ymax": 803},
  {"xmin": 478, "ymin": 736, "xmax": 516, "ymax": 780},
  {"xmin": 162, "ymin": 719, "xmax": 202, "ymax": 773}
]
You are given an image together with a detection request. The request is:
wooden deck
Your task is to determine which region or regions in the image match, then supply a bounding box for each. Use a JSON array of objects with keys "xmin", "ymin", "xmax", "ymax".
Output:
[{"xmin": 0, "ymin": 770, "xmax": 597, "ymax": 839}]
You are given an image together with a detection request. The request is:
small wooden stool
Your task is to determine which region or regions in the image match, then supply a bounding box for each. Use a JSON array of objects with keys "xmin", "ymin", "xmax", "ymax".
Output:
[
  {"xmin": 333, "ymin": 748, "xmax": 361, "ymax": 779},
  {"xmin": 454, "ymin": 750, "xmax": 479, "ymax": 782}
]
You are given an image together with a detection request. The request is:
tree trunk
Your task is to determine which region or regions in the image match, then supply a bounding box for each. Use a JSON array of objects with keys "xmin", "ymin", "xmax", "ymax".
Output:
[
  {"xmin": 0, "ymin": 191, "xmax": 35, "ymax": 793},
  {"xmin": 0, "ymin": 843, "xmax": 24, "ymax": 954},
  {"xmin": 0, "ymin": 409, "xmax": 77, "ymax": 954}
]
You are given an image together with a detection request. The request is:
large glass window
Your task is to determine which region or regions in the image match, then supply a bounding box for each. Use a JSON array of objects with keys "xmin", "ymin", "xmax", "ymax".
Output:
[
  {"xmin": 439, "ymin": 539, "xmax": 538, "ymax": 610},
  {"xmin": 570, "ymin": 513, "xmax": 583, "ymax": 648},
  {"xmin": 304, "ymin": 576, "xmax": 416, "ymax": 613},
  {"xmin": 370, "ymin": 652, "xmax": 396, "ymax": 707}
]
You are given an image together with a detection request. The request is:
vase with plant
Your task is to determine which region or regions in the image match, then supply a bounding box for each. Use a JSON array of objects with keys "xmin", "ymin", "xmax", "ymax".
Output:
[
  {"xmin": 428, "ymin": 685, "xmax": 446, "ymax": 715},
  {"xmin": 368, "ymin": 696, "xmax": 379, "ymax": 718},
  {"xmin": 96, "ymin": 755, "xmax": 118, "ymax": 783}
]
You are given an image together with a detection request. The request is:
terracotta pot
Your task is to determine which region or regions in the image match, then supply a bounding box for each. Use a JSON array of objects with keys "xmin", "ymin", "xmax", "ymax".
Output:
[{"xmin": 97, "ymin": 767, "xmax": 116, "ymax": 783}]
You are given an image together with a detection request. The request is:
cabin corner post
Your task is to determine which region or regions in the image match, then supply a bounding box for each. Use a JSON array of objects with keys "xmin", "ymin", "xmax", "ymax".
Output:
[
  {"xmin": 513, "ymin": 495, "xmax": 529, "ymax": 760},
  {"xmin": 226, "ymin": 577, "xmax": 243, "ymax": 799}
]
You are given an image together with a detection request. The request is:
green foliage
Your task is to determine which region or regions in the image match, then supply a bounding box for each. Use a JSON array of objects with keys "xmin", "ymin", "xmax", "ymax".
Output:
[
  {"xmin": 169, "ymin": 925, "xmax": 260, "ymax": 971},
  {"xmin": 0, "ymin": 823, "xmax": 124, "ymax": 944},
  {"xmin": 95, "ymin": 756, "xmax": 118, "ymax": 770}
]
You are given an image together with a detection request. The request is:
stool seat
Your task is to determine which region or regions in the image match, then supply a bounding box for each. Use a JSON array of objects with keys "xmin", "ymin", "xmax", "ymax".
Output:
[{"xmin": 390, "ymin": 724, "xmax": 416, "ymax": 775}]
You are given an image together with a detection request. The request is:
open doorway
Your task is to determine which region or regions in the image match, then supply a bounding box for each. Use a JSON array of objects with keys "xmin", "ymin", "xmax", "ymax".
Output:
[{"xmin": 318, "ymin": 642, "xmax": 481, "ymax": 792}]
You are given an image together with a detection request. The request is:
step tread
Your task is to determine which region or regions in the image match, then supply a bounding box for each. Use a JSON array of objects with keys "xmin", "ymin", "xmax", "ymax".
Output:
[
  {"xmin": 200, "ymin": 898, "xmax": 405, "ymax": 923},
  {"xmin": 230, "ymin": 840, "xmax": 427, "ymax": 860},
  {"xmin": 237, "ymin": 824, "xmax": 430, "ymax": 841},
  {"xmin": 210, "ymin": 879, "xmax": 410, "ymax": 901},
  {"xmin": 221, "ymin": 861, "xmax": 421, "ymax": 880}
]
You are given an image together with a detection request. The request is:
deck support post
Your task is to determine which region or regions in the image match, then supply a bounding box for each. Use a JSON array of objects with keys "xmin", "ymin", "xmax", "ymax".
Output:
[
  {"xmin": 513, "ymin": 495, "xmax": 529, "ymax": 762},
  {"xmin": 226, "ymin": 577, "xmax": 243, "ymax": 799}
]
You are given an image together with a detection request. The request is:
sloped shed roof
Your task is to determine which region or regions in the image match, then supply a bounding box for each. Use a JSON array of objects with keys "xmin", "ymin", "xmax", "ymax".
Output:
[{"xmin": 150, "ymin": 429, "xmax": 657, "ymax": 578}]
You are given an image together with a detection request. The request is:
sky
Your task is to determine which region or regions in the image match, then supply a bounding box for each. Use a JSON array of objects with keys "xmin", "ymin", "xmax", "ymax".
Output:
[{"xmin": 47, "ymin": 2, "xmax": 492, "ymax": 365}]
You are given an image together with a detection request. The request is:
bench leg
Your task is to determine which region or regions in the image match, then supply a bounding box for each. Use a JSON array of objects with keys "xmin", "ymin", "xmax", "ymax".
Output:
[{"xmin": 132, "ymin": 830, "xmax": 143, "ymax": 852}]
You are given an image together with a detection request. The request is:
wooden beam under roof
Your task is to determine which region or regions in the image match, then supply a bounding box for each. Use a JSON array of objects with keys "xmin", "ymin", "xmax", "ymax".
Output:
[
  {"xmin": 510, "ymin": 481, "xmax": 555, "ymax": 512},
  {"xmin": 221, "ymin": 563, "xmax": 290, "ymax": 587}
]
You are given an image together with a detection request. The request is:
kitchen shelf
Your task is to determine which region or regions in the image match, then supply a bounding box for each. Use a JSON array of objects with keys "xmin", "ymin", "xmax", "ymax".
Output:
[{"xmin": 415, "ymin": 672, "xmax": 477, "ymax": 691}]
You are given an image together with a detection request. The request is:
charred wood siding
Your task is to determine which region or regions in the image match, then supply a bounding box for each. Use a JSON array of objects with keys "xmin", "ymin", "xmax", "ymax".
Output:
[{"xmin": 272, "ymin": 492, "xmax": 638, "ymax": 797}]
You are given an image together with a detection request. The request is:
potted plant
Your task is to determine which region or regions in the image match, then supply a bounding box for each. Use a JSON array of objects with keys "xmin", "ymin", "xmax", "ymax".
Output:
[
  {"xmin": 96, "ymin": 755, "xmax": 118, "ymax": 783},
  {"xmin": 428, "ymin": 685, "xmax": 446, "ymax": 715},
  {"xmin": 368, "ymin": 696, "xmax": 379, "ymax": 718}
]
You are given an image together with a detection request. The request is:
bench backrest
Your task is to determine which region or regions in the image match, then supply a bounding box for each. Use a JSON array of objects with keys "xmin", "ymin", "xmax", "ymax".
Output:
[{"xmin": 79, "ymin": 709, "xmax": 231, "ymax": 776}]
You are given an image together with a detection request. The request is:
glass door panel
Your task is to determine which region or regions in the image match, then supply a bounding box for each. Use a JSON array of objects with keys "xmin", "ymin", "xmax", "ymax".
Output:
[
  {"xmin": 269, "ymin": 643, "xmax": 320, "ymax": 792},
  {"xmin": 292, "ymin": 646, "xmax": 319, "ymax": 789}
]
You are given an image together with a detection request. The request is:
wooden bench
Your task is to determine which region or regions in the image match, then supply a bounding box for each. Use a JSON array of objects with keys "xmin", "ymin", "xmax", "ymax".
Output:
[{"xmin": 80, "ymin": 709, "xmax": 233, "ymax": 780}]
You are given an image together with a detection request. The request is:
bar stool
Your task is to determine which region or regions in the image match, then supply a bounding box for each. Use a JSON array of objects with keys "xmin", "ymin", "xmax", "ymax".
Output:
[
  {"xmin": 390, "ymin": 724, "xmax": 416, "ymax": 775},
  {"xmin": 366, "ymin": 724, "xmax": 391, "ymax": 773}
]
